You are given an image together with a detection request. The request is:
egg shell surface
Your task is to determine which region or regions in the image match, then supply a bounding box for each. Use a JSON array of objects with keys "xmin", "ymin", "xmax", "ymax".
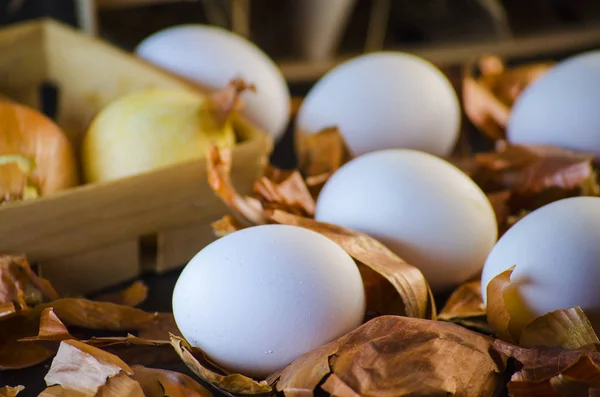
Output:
[
  {"xmin": 295, "ymin": 52, "xmax": 461, "ymax": 157},
  {"xmin": 507, "ymin": 51, "xmax": 600, "ymax": 156},
  {"xmin": 172, "ymin": 224, "xmax": 366, "ymax": 379},
  {"xmin": 481, "ymin": 196, "xmax": 600, "ymax": 332},
  {"xmin": 315, "ymin": 149, "xmax": 497, "ymax": 292},
  {"xmin": 136, "ymin": 24, "xmax": 291, "ymax": 141}
]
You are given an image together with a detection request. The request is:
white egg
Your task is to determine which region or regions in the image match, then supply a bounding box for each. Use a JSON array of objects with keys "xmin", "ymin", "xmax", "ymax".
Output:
[
  {"xmin": 296, "ymin": 52, "xmax": 461, "ymax": 157},
  {"xmin": 508, "ymin": 51, "xmax": 600, "ymax": 156},
  {"xmin": 136, "ymin": 25, "xmax": 291, "ymax": 141},
  {"xmin": 481, "ymin": 197, "xmax": 600, "ymax": 332},
  {"xmin": 172, "ymin": 224, "xmax": 365, "ymax": 378},
  {"xmin": 315, "ymin": 149, "xmax": 497, "ymax": 292}
]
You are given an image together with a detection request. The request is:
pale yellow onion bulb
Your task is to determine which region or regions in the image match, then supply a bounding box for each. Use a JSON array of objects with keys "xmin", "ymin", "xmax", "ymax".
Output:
[{"xmin": 82, "ymin": 89, "xmax": 236, "ymax": 183}]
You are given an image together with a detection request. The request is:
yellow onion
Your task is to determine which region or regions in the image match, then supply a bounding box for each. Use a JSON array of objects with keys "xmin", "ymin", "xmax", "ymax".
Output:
[
  {"xmin": 0, "ymin": 101, "xmax": 78, "ymax": 203},
  {"xmin": 82, "ymin": 80, "xmax": 251, "ymax": 183}
]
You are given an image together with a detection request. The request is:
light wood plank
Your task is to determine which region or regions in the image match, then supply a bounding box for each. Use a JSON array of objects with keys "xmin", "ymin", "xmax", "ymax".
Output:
[
  {"xmin": 40, "ymin": 239, "xmax": 140, "ymax": 297},
  {"xmin": 0, "ymin": 20, "xmax": 47, "ymax": 109},
  {"xmin": 155, "ymin": 217, "xmax": 222, "ymax": 273}
]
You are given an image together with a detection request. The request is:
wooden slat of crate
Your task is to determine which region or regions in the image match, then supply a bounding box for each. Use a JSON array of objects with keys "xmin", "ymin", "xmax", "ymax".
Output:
[
  {"xmin": 40, "ymin": 238, "xmax": 140, "ymax": 296},
  {"xmin": 155, "ymin": 215, "xmax": 223, "ymax": 273},
  {"xmin": 0, "ymin": 21, "xmax": 47, "ymax": 109}
]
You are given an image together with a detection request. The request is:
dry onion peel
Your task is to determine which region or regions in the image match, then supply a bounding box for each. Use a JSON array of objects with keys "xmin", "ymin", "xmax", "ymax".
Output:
[
  {"xmin": 519, "ymin": 307, "xmax": 599, "ymax": 350},
  {"xmin": 37, "ymin": 299, "xmax": 156, "ymax": 331},
  {"xmin": 486, "ymin": 267, "xmax": 600, "ymax": 349},
  {"xmin": 85, "ymin": 335, "xmax": 178, "ymax": 369},
  {"xmin": 474, "ymin": 142, "xmax": 598, "ymax": 195},
  {"xmin": 0, "ymin": 386, "xmax": 24, "ymax": 397},
  {"xmin": 0, "ymin": 311, "xmax": 56, "ymax": 369},
  {"xmin": 470, "ymin": 142, "xmax": 600, "ymax": 235},
  {"xmin": 170, "ymin": 335, "xmax": 272, "ymax": 396},
  {"xmin": 207, "ymin": 146, "xmax": 265, "ymax": 226},
  {"xmin": 298, "ymin": 126, "xmax": 349, "ymax": 177},
  {"xmin": 211, "ymin": 215, "xmax": 247, "ymax": 237},
  {"xmin": 493, "ymin": 340, "xmax": 600, "ymax": 396},
  {"xmin": 208, "ymin": 78, "xmax": 255, "ymax": 126},
  {"xmin": 95, "ymin": 281, "xmax": 148, "ymax": 308},
  {"xmin": 0, "ymin": 296, "xmax": 156, "ymax": 370},
  {"xmin": 38, "ymin": 333, "xmax": 206, "ymax": 396},
  {"xmin": 132, "ymin": 365, "xmax": 212, "ymax": 397},
  {"xmin": 438, "ymin": 280, "xmax": 493, "ymax": 334},
  {"xmin": 439, "ymin": 280, "xmax": 486, "ymax": 320},
  {"xmin": 0, "ymin": 302, "xmax": 16, "ymax": 318},
  {"xmin": 253, "ymin": 170, "xmax": 316, "ymax": 217},
  {"xmin": 296, "ymin": 126, "xmax": 350, "ymax": 198},
  {"xmin": 0, "ymin": 254, "xmax": 59, "ymax": 310},
  {"xmin": 19, "ymin": 307, "xmax": 74, "ymax": 343},
  {"xmin": 42, "ymin": 340, "xmax": 150, "ymax": 397},
  {"xmin": 275, "ymin": 315, "xmax": 507, "ymax": 397},
  {"xmin": 462, "ymin": 56, "xmax": 552, "ymax": 141},
  {"xmin": 462, "ymin": 76, "xmax": 509, "ymax": 141}
]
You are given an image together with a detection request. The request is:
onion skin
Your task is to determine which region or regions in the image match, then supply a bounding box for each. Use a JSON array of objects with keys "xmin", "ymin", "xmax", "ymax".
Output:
[
  {"xmin": 0, "ymin": 101, "xmax": 78, "ymax": 201},
  {"xmin": 82, "ymin": 89, "xmax": 236, "ymax": 184}
]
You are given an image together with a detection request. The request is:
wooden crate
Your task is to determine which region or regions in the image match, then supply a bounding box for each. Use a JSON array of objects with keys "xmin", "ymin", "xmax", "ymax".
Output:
[{"xmin": 0, "ymin": 18, "xmax": 273, "ymax": 296}]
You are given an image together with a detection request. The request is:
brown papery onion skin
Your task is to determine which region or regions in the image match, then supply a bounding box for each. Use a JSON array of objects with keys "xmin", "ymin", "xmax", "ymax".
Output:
[{"xmin": 0, "ymin": 101, "xmax": 78, "ymax": 199}]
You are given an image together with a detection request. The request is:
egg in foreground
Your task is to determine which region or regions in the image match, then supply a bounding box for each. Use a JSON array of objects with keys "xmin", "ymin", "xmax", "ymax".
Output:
[
  {"xmin": 172, "ymin": 224, "xmax": 366, "ymax": 378},
  {"xmin": 136, "ymin": 24, "xmax": 291, "ymax": 142},
  {"xmin": 481, "ymin": 196, "xmax": 600, "ymax": 333},
  {"xmin": 296, "ymin": 52, "xmax": 461, "ymax": 157},
  {"xmin": 315, "ymin": 149, "xmax": 497, "ymax": 292},
  {"xmin": 507, "ymin": 50, "xmax": 600, "ymax": 156}
]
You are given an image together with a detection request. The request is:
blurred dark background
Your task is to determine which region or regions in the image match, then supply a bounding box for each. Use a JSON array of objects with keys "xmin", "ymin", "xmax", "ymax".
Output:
[{"xmin": 3, "ymin": 0, "xmax": 600, "ymax": 87}]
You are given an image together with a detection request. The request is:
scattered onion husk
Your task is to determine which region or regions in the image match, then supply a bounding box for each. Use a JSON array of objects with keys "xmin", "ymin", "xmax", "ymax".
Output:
[
  {"xmin": 493, "ymin": 340, "xmax": 600, "ymax": 396},
  {"xmin": 0, "ymin": 101, "xmax": 78, "ymax": 203},
  {"xmin": 462, "ymin": 55, "xmax": 554, "ymax": 141},
  {"xmin": 0, "ymin": 385, "xmax": 24, "ymax": 397},
  {"xmin": 273, "ymin": 315, "xmax": 507, "ymax": 397},
  {"xmin": 438, "ymin": 280, "xmax": 493, "ymax": 334},
  {"xmin": 462, "ymin": 141, "xmax": 600, "ymax": 236},
  {"xmin": 486, "ymin": 267, "xmax": 600, "ymax": 349}
]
